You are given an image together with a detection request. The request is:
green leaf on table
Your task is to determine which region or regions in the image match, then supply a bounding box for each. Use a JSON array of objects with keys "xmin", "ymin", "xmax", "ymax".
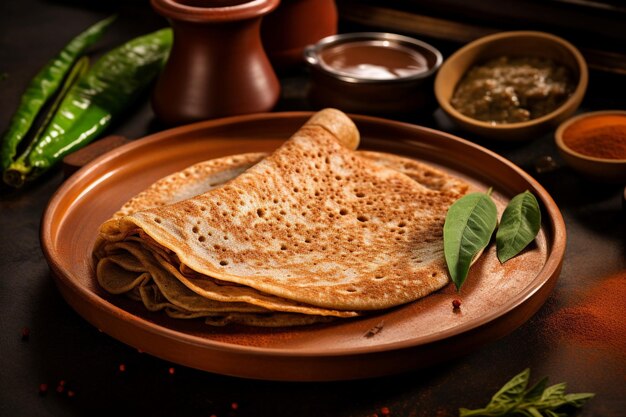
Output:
[
  {"xmin": 443, "ymin": 191, "xmax": 498, "ymax": 290},
  {"xmin": 522, "ymin": 376, "xmax": 549, "ymax": 403},
  {"xmin": 458, "ymin": 369, "xmax": 595, "ymax": 417},
  {"xmin": 482, "ymin": 368, "xmax": 531, "ymax": 413},
  {"xmin": 563, "ymin": 393, "xmax": 596, "ymax": 408},
  {"xmin": 539, "ymin": 382, "xmax": 567, "ymax": 403},
  {"xmin": 496, "ymin": 190, "xmax": 541, "ymax": 263}
]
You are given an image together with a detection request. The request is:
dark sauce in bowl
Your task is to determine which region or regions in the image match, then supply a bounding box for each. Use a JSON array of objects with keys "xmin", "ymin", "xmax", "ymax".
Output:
[
  {"xmin": 319, "ymin": 40, "xmax": 429, "ymax": 80},
  {"xmin": 304, "ymin": 32, "xmax": 443, "ymax": 114}
]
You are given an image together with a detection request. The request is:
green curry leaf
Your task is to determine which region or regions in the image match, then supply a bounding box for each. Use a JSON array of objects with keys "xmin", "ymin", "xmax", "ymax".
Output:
[
  {"xmin": 459, "ymin": 369, "xmax": 595, "ymax": 417},
  {"xmin": 484, "ymin": 368, "xmax": 530, "ymax": 412},
  {"xmin": 522, "ymin": 376, "xmax": 549, "ymax": 403},
  {"xmin": 443, "ymin": 192, "xmax": 498, "ymax": 291},
  {"xmin": 496, "ymin": 191, "xmax": 541, "ymax": 263}
]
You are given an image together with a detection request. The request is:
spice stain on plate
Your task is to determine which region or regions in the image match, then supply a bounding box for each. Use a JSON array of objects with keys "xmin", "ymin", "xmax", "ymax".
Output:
[{"xmin": 363, "ymin": 320, "xmax": 385, "ymax": 338}]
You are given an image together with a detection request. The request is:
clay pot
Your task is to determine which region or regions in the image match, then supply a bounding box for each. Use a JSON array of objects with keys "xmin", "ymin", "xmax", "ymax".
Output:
[
  {"xmin": 151, "ymin": 0, "xmax": 281, "ymax": 125},
  {"xmin": 261, "ymin": 0, "xmax": 338, "ymax": 71}
]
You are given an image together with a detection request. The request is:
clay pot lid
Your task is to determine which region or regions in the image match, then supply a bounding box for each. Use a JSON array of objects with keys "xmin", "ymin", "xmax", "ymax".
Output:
[{"xmin": 151, "ymin": 0, "xmax": 279, "ymax": 22}]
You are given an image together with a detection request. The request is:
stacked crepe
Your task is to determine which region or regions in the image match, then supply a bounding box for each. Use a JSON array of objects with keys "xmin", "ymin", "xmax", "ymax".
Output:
[{"xmin": 94, "ymin": 109, "xmax": 468, "ymax": 326}]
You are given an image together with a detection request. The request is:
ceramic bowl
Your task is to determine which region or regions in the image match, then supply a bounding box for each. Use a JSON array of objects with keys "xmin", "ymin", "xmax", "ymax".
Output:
[
  {"xmin": 434, "ymin": 31, "xmax": 588, "ymax": 140},
  {"xmin": 304, "ymin": 32, "xmax": 443, "ymax": 115},
  {"xmin": 555, "ymin": 110, "xmax": 626, "ymax": 182}
]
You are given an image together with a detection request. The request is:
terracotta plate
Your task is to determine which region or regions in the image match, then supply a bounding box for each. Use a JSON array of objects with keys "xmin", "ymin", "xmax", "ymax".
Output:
[{"xmin": 41, "ymin": 112, "xmax": 565, "ymax": 381}]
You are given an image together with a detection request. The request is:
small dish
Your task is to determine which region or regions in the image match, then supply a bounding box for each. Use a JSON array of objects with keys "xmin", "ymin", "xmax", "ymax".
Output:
[
  {"xmin": 555, "ymin": 110, "xmax": 626, "ymax": 182},
  {"xmin": 304, "ymin": 32, "xmax": 443, "ymax": 115},
  {"xmin": 434, "ymin": 31, "xmax": 588, "ymax": 140}
]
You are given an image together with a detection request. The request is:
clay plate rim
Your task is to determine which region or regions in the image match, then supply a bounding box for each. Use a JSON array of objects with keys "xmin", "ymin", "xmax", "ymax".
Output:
[{"xmin": 41, "ymin": 112, "xmax": 565, "ymax": 359}]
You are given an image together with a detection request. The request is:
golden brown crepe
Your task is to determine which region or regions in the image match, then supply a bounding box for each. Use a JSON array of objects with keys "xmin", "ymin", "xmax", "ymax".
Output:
[{"xmin": 94, "ymin": 109, "xmax": 468, "ymax": 326}]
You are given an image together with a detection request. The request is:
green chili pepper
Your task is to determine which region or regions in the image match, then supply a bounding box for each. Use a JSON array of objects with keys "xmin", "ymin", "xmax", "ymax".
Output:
[
  {"xmin": 0, "ymin": 15, "xmax": 115, "ymax": 172},
  {"xmin": 4, "ymin": 28, "xmax": 173, "ymax": 188},
  {"xmin": 9, "ymin": 57, "xmax": 90, "ymax": 177}
]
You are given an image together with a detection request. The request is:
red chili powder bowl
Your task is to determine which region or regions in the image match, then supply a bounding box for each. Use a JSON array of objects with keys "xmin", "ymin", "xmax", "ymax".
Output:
[
  {"xmin": 555, "ymin": 110, "xmax": 626, "ymax": 182},
  {"xmin": 562, "ymin": 113, "xmax": 626, "ymax": 160}
]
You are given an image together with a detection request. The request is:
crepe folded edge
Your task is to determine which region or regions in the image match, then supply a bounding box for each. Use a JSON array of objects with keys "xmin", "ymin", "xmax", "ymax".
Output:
[{"xmin": 93, "ymin": 109, "xmax": 469, "ymax": 325}]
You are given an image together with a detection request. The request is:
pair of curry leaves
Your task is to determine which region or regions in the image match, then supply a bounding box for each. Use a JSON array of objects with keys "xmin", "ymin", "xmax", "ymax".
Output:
[
  {"xmin": 444, "ymin": 190, "xmax": 541, "ymax": 290},
  {"xmin": 459, "ymin": 368, "xmax": 595, "ymax": 417}
]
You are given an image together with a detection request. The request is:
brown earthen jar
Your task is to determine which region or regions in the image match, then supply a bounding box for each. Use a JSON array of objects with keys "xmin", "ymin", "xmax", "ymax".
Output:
[
  {"xmin": 261, "ymin": 0, "xmax": 337, "ymax": 71},
  {"xmin": 151, "ymin": 0, "xmax": 281, "ymax": 125}
]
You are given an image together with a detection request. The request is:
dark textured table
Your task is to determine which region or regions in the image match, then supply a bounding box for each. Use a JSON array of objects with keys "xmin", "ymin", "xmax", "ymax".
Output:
[{"xmin": 1, "ymin": 1, "xmax": 624, "ymax": 416}]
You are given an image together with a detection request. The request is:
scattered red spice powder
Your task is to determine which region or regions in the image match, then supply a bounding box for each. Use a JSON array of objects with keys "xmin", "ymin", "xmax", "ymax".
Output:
[
  {"xmin": 434, "ymin": 408, "xmax": 448, "ymax": 417},
  {"xmin": 55, "ymin": 380, "xmax": 68, "ymax": 395},
  {"xmin": 544, "ymin": 272, "xmax": 626, "ymax": 355}
]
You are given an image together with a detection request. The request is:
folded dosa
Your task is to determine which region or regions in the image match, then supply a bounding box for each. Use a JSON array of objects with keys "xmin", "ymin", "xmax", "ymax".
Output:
[{"xmin": 95, "ymin": 109, "xmax": 468, "ymax": 325}]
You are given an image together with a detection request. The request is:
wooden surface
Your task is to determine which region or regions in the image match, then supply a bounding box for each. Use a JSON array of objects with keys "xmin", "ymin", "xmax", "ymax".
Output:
[
  {"xmin": 337, "ymin": 0, "xmax": 626, "ymax": 74},
  {"xmin": 1, "ymin": 0, "xmax": 625, "ymax": 416}
]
